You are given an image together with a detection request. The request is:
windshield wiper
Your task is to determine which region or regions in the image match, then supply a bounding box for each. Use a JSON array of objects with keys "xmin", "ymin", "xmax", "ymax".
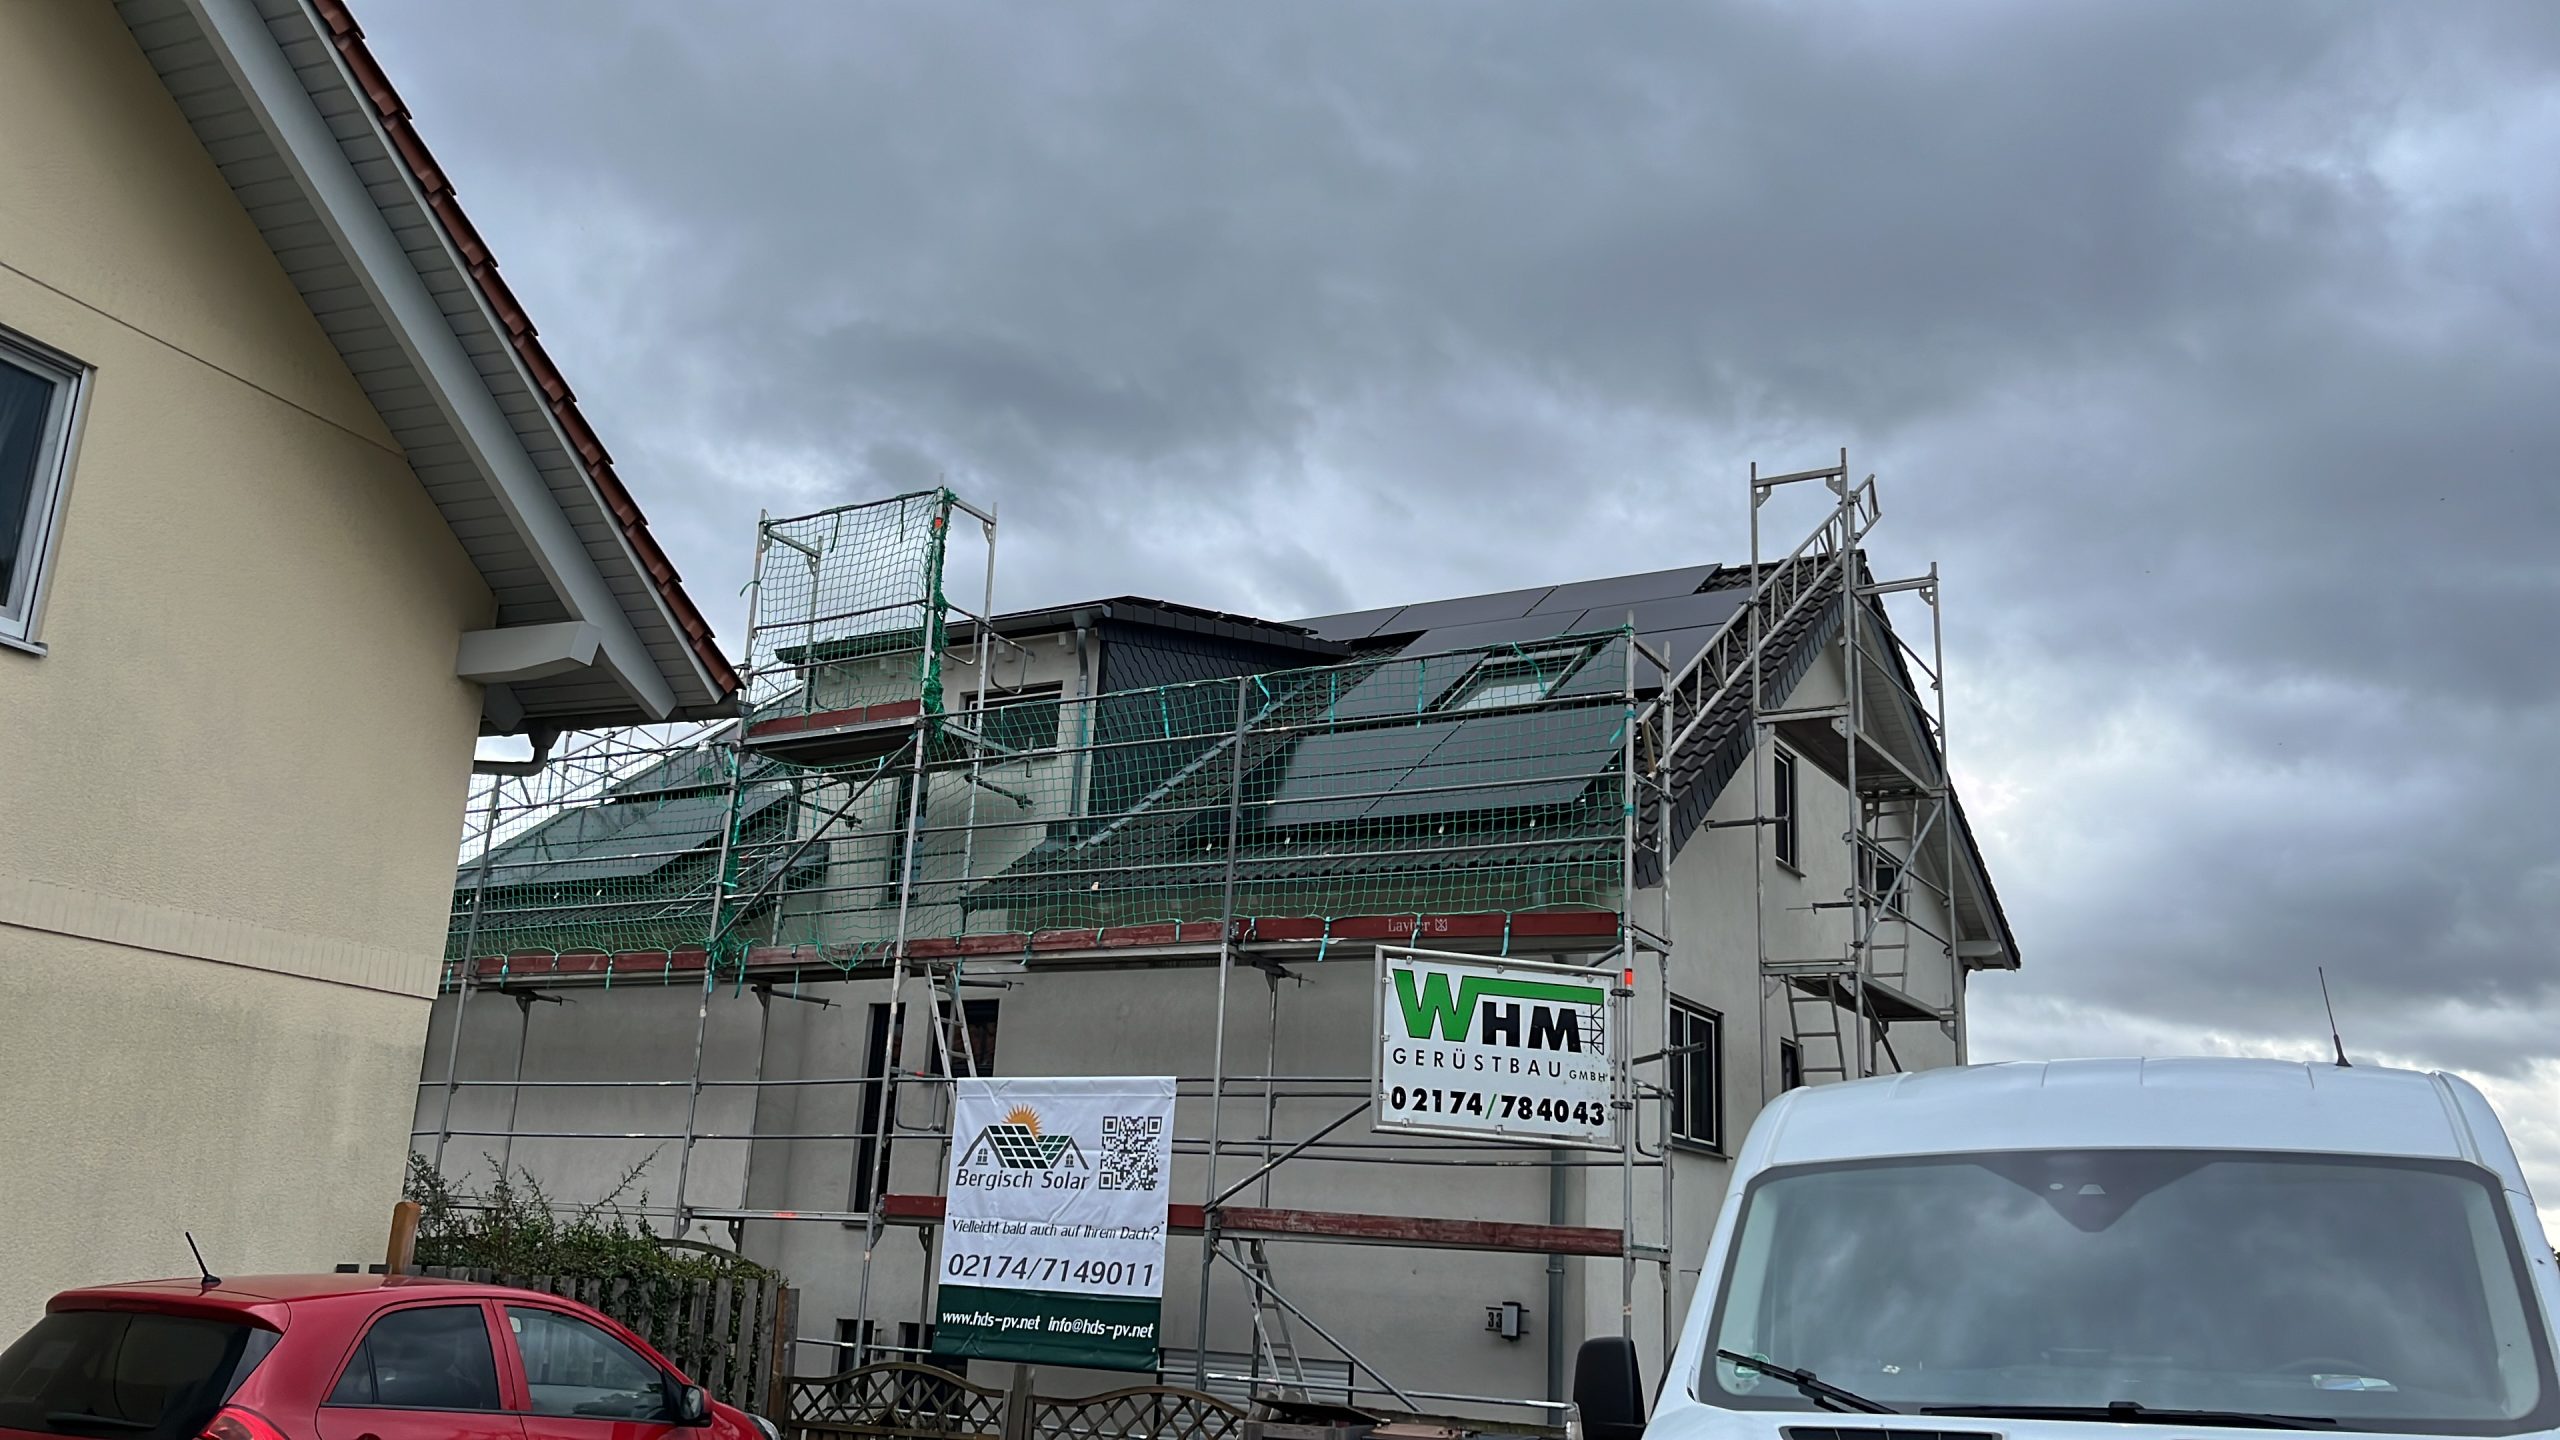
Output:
[
  {"xmin": 1920, "ymin": 1402, "xmax": 2338, "ymax": 1430},
  {"xmin": 1716, "ymin": 1350, "xmax": 1898, "ymax": 1415},
  {"xmin": 43, "ymin": 1412, "xmax": 154, "ymax": 1433}
]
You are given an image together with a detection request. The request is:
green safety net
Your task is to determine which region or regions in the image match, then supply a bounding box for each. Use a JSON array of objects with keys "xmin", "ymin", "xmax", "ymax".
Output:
[
  {"xmin": 744, "ymin": 490, "xmax": 956, "ymax": 724},
  {"xmin": 447, "ymin": 625, "xmax": 1637, "ymax": 983}
]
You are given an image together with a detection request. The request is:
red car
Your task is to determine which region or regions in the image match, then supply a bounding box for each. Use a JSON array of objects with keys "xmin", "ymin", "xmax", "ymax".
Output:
[{"xmin": 0, "ymin": 1275, "xmax": 779, "ymax": 1440}]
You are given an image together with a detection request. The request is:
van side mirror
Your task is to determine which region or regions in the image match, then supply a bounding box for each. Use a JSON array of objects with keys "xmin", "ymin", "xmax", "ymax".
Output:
[
  {"xmin": 674, "ymin": 1384, "xmax": 711, "ymax": 1428},
  {"xmin": 1572, "ymin": 1336, "xmax": 1646, "ymax": 1440}
]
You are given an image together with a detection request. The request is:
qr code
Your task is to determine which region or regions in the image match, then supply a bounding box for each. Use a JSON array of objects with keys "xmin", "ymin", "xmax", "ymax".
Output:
[{"xmin": 1098, "ymin": 1113, "xmax": 1163, "ymax": 1191}]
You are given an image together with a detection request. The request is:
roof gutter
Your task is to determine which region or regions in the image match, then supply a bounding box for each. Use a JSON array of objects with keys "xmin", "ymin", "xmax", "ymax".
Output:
[{"xmin": 471, "ymin": 725, "xmax": 559, "ymax": 778}]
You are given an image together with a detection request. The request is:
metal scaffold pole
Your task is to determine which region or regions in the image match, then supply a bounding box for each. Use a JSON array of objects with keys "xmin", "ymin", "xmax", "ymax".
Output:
[
  {"xmin": 1748, "ymin": 461, "xmax": 1772, "ymax": 1104},
  {"xmin": 1194, "ymin": 672, "xmax": 1253, "ymax": 1388},
  {"xmin": 852, "ymin": 714, "xmax": 938, "ymax": 1364},
  {"xmin": 435, "ymin": 777, "xmax": 504, "ymax": 1172},
  {"xmin": 1617, "ymin": 617, "xmax": 1637, "ymax": 1339},
  {"xmin": 1838, "ymin": 459, "xmax": 1869, "ymax": 1080},
  {"xmin": 1652, "ymin": 681, "xmax": 1679, "ymax": 1364},
  {"xmin": 1931, "ymin": 565, "xmax": 1963, "ymax": 1061},
  {"xmin": 672, "ymin": 738, "xmax": 745, "ymax": 1239}
]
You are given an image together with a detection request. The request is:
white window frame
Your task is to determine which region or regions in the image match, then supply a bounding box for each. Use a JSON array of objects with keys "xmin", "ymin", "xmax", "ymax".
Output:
[
  {"xmin": 1666, "ymin": 997, "xmax": 1724, "ymax": 1152},
  {"xmin": 1440, "ymin": 645, "xmax": 1588, "ymax": 713},
  {"xmin": 0, "ymin": 328, "xmax": 90, "ymax": 656}
]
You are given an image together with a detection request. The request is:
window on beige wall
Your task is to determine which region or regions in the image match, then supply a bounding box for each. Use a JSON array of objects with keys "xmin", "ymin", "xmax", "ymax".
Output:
[{"xmin": 0, "ymin": 329, "xmax": 88, "ymax": 654}]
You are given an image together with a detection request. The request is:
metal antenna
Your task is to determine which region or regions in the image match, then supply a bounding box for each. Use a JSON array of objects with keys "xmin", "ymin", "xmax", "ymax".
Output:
[
  {"xmin": 2318, "ymin": 967, "xmax": 2351, "ymax": 1068},
  {"xmin": 185, "ymin": 1231, "xmax": 220, "ymax": 1288}
]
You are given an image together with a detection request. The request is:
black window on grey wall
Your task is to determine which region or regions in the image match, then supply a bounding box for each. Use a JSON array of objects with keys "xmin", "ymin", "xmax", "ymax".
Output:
[
  {"xmin": 1771, "ymin": 748, "xmax": 1799, "ymax": 869},
  {"xmin": 1667, "ymin": 1000, "xmax": 1724, "ymax": 1150}
]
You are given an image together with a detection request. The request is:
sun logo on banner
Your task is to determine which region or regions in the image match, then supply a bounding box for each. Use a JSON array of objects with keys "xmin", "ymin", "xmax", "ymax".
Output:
[{"xmin": 961, "ymin": 1103, "xmax": 1087, "ymax": 1171}]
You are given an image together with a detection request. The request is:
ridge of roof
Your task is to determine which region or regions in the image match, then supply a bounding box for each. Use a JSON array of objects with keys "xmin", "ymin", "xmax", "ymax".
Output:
[
  {"xmin": 956, "ymin": 594, "xmax": 1348, "ymax": 656},
  {"xmin": 310, "ymin": 0, "xmax": 738, "ymax": 700}
]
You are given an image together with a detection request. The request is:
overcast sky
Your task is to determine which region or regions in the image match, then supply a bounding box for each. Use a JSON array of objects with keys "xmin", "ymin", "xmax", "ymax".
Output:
[{"xmin": 364, "ymin": 2, "xmax": 2560, "ymax": 1205}]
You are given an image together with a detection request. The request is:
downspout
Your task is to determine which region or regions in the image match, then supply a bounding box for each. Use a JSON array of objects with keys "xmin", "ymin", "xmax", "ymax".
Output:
[
  {"xmin": 1067, "ymin": 610, "xmax": 1096, "ymax": 833},
  {"xmin": 1548, "ymin": 1151, "xmax": 1569, "ymax": 1402},
  {"xmin": 472, "ymin": 724, "xmax": 560, "ymax": 777}
]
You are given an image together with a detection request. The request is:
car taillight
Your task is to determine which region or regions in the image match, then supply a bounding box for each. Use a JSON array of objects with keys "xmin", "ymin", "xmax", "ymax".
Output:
[{"xmin": 201, "ymin": 1406, "xmax": 289, "ymax": 1440}]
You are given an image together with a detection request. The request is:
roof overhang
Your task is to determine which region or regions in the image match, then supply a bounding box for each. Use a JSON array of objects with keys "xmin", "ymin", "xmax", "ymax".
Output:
[{"xmin": 114, "ymin": 0, "xmax": 739, "ymax": 731}]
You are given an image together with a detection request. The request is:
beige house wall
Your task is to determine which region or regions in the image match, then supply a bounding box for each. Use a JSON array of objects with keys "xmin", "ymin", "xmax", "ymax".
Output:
[{"xmin": 0, "ymin": 2, "xmax": 492, "ymax": 1328}]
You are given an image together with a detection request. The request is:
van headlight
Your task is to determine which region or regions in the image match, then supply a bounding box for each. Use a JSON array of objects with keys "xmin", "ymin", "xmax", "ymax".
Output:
[{"xmin": 748, "ymin": 1415, "xmax": 782, "ymax": 1440}]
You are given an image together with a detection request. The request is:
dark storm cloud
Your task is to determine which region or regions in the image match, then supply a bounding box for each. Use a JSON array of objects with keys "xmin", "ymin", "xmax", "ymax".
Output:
[{"xmin": 362, "ymin": 4, "xmax": 2560, "ymax": 1101}]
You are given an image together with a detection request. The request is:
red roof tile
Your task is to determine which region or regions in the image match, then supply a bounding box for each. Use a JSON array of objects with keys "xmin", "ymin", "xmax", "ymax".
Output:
[{"xmin": 312, "ymin": 0, "xmax": 739, "ymax": 701}]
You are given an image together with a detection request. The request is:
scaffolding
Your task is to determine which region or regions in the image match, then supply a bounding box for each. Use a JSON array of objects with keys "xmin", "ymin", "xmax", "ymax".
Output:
[
  {"xmin": 1739, "ymin": 454, "xmax": 1963, "ymax": 1087},
  {"xmin": 424, "ymin": 459, "xmax": 1964, "ymax": 1422}
]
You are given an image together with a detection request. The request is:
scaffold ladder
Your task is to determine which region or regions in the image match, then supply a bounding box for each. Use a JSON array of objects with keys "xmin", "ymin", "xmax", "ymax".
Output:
[{"xmin": 1237, "ymin": 1235, "xmax": 1310, "ymax": 1397}]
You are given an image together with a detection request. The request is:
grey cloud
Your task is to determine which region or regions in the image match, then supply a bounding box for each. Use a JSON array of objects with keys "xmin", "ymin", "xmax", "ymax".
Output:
[{"xmin": 365, "ymin": 3, "xmax": 2560, "ymax": 1087}]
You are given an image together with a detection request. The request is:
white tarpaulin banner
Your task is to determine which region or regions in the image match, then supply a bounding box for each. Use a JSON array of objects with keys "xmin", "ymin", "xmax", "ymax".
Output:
[
  {"xmin": 1374, "ymin": 947, "xmax": 1622, "ymax": 1149},
  {"xmin": 935, "ymin": 1076, "xmax": 1177, "ymax": 1370}
]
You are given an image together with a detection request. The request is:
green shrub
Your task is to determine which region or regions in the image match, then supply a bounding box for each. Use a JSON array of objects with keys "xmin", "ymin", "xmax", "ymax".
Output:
[{"xmin": 402, "ymin": 1154, "xmax": 779, "ymax": 1389}]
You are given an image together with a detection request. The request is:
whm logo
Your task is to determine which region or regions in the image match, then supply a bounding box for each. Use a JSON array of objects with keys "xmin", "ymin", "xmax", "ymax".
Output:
[{"xmin": 1391, "ymin": 968, "xmax": 1606, "ymax": 1054}]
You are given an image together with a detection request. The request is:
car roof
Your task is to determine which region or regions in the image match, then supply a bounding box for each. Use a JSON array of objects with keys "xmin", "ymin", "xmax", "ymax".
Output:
[
  {"xmin": 50, "ymin": 1273, "xmax": 574, "ymax": 1312},
  {"xmin": 1749, "ymin": 1057, "xmax": 2521, "ymax": 1182}
]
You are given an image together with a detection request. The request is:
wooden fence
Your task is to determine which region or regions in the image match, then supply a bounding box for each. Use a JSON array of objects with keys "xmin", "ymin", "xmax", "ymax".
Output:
[
  {"xmin": 783, "ymin": 1362, "xmax": 1248, "ymax": 1440},
  {"xmin": 414, "ymin": 1266, "xmax": 798, "ymax": 1418}
]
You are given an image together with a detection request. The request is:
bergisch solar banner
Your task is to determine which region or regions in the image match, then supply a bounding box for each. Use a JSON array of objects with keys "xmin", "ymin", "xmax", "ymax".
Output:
[{"xmin": 933, "ymin": 1076, "xmax": 1177, "ymax": 1371}]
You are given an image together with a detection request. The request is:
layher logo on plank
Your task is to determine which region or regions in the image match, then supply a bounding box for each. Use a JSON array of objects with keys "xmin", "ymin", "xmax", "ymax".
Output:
[{"xmin": 959, "ymin": 1104, "xmax": 1089, "ymax": 1172}]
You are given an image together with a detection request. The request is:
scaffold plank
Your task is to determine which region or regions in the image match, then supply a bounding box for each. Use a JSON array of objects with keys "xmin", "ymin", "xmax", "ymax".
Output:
[
  {"xmin": 874, "ymin": 1194, "xmax": 1623, "ymax": 1257},
  {"xmin": 443, "ymin": 908, "xmax": 1625, "ymax": 987}
]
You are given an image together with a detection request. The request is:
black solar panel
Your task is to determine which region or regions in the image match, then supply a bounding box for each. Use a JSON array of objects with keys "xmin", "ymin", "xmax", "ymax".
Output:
[
  {"xmin": 1362, "ymin": 708, "xmax": 1623, "ymax": 820},
  {"xmin": 1549, "ymin": 634, "xmax": 1634, "ymax": 698},
  {"xmin": 1265, "ymin": 706, "xmax": 1621, "ymax": 827},
  {"xmin": 1397, "ymin": 614, "xmax": 1595, "ymax": 658},
  {"xmin": 1369, "ymin": 586, "xmax": 1555, "ymax": 635},
  {"xmin": 1621, "ymin": 622, "xmax": 1736, "ymax": 687},
  {"xmin": 1261, "ymin": 726, "xmax": 1449, "ymax": 825},
  {"xmin": 1294, "ymin": 605, "xmax": 1408, "ymax": 641},
  {"xmin": 1555, "ymin": 589, "xmax": 1748, "ymax": 637},
  {"xmin": 1526, "ymin": 566, "xmax": 1719, "ymax": 616},
  {"xmin": 1323, "ymin": 651, "xmax": 1485, "ymax": 721}
]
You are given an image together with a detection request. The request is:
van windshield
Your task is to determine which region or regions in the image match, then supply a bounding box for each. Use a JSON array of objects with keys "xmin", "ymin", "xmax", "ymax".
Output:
[{"xmin": 1701, "ymin": 1150, "xmax": 2557, "ymax": 1434}]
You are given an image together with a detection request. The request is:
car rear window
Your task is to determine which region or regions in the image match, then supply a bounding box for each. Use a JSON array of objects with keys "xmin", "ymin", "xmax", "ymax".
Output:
[{"xmin": 0, "ymin": 1310, "xmax": 275, "ymax": 1440}]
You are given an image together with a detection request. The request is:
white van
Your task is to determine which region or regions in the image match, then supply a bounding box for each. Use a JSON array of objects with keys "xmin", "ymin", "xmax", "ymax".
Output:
[{"xmin": 1578, "ymin": 1058, "xmax": 2560, "ymax": 1440}]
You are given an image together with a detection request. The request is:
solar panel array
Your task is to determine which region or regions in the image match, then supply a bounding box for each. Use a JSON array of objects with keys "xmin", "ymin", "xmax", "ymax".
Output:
[
  {"xmin": 1296, "ymin": 563, "xmax": 1742, "ymax": 685},
  {"xmin": 450, "ymin": 562, "xmax": 1766, "ymax": 974}
]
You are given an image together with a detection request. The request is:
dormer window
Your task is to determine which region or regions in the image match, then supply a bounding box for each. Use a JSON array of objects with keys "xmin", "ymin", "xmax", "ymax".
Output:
[{"xmin": 1439, "ymin": 646, "xmax": 1588, "ymax": 712}]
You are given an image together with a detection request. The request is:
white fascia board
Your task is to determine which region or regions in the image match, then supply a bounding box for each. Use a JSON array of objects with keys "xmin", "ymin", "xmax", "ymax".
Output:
[
  {"xmin": 457, "ymin": 621, "xmax": 604, "ymax": 684},
  {"xmin": 182, "ymin": 0, "xmax": 678, "ymax": 720}
]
